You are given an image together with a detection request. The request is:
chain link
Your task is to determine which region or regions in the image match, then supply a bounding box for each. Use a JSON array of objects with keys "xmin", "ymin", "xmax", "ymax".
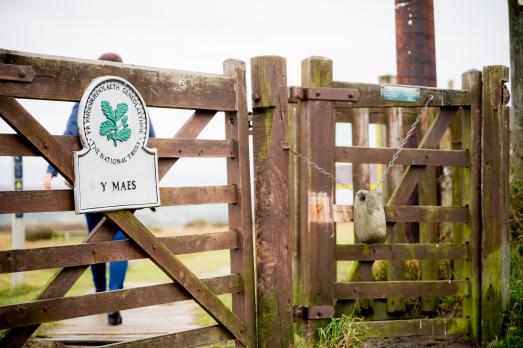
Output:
[{"xmin": 285, "ymin": 95, "xmax": 434, "ymax": 188}]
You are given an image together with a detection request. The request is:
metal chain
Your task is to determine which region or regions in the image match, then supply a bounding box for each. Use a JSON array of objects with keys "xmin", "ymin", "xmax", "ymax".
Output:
[
  {"xmin": 376, "ymin": 94, "xmax": 434, "ymax": 188},
  {"xmin": 284, "ymin": 95, "xmax": 434, "ymax": 188},
  {"xmin": 286, "ymin": 147, "xmax": 346, "ymax": 184}
]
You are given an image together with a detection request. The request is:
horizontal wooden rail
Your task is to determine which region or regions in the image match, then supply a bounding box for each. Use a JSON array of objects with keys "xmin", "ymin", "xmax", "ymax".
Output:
[
  {"xmin": 0, "ymin": 49, "xmax": 237, "ymax": 111},
  {"xmin": 0, "ymin": 274, "xmax": 241, "ymax": 330},
  {"xmin": 366, "ymin": 318, "xmax": 469, "ymax": 337},
  {"xmin": 0, "ymin": 134, "xmax": 235, "ymax": 158},
  {"xmin": 334, "ymin": 280, "xmax": 469, "ymax": 299},
  {"xmin": 333, "ymin": 205, "xmax": 468, "ymax": 223},
  {"xmin": 0, "ymin": 185, "xmax": 236, "ymax": 213},
  {"xmin": 335, "ymin": 243, "xmax": 468, "ymax": 261},
  {"xmin": 102, "ymin": 325, "xmax": 233, "ymax": 348},
  {"xmin": 0, "ymin": 231, "xmax": 237, "ymax": 273},
  {"xmin": 335, "ymin": 146, "xmax": 469, "ymax": 167},
  {"xmin": 331, "ymin": 81, "xmax": 471, "ymax": 107}
]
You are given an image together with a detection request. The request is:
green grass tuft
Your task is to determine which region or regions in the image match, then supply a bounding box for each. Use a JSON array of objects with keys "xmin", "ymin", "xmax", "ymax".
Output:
[{"xmin": 315, "ymin": 314, "xmax": 368, "ymax": 348}]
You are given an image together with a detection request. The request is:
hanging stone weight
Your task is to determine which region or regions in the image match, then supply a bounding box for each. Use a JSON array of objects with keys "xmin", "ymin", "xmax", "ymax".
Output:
[{"xmin": 354, "ymin": 189, "xmax": 386, "ymax": 244}]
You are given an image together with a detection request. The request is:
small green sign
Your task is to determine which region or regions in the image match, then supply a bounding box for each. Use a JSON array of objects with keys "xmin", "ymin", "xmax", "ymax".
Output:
[{"xmin": 381, "ymin": 85, "xmax": 420, "ymax": 103}]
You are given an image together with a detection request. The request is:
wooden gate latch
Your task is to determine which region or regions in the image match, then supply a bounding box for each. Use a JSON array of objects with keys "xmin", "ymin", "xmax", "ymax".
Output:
[
  {"xmin": 293, "ymin": 305, "xmax": 335, "ymax": 320},
  {"xmin": 0, "ymin": 63, "xmax": 35, "ymax": 82}
]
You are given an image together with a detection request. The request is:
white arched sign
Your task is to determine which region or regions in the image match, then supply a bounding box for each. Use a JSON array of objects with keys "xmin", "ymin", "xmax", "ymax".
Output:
[{"xmin": 74, "ymin": 76, "xmax": 160, "ymax": 214}]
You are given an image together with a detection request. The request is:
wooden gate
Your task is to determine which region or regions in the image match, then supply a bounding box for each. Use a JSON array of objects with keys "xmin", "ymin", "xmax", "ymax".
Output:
[
  {"xmin": 0, "ymin": 50, "xmax": 255, "ymax": 347},
  {"xmin": 251, "ymin": 56, "xmax": 510, "ymax": 346}
]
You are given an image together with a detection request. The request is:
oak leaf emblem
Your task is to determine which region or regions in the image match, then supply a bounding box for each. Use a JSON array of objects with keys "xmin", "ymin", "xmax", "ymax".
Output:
[{"xmin": 99, "ymin": 100, "xmax": 131, "ymax": 146}]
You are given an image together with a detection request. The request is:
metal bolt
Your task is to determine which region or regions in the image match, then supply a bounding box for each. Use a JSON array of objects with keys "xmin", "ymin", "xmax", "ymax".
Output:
[
  {"xmin": 253, "ymin": 93, "xmax": 260, "ymax": 102},
  {"xmin": 18, "ymin": 70, "xmax": 26, "ymax": 78},
  {"xmin": 315, "ymin": 92, "xmax": 321, "ymax": 97}
]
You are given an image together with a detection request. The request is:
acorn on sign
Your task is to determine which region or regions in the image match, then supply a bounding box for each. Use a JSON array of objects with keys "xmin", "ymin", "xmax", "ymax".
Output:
[{"xmin": 354, "ymin": 189, "xmax": 387, "ymax": 244}]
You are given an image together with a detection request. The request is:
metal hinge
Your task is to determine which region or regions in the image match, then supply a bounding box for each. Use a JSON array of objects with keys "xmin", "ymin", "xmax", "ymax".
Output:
[
  {"xmin": 288, "ymin": 86, "xmax": 360, "ymax": 103},
  {"xmin": 0, "ymin": 63, "xmax": 35, "ymax": 82},
  {"xmin": 293, "ymin": 305, "xmax": 335, "ymax": 320}
]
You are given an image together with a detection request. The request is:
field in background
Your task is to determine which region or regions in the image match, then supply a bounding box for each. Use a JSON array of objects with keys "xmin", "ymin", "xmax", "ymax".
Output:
[{"xmin": 0, "ymin": 221, "xmax": 230, "ymax": 307}]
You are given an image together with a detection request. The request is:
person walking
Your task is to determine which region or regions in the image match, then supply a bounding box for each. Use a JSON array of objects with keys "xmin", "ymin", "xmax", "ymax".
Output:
[{"xmin": 43, "ymin": 52, "xmax": 156, "ymax": 325}]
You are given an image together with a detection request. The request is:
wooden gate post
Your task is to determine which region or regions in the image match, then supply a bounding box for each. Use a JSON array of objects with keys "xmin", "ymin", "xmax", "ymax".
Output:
[
  {"xmin": 459, "ymin": 69, "xmax": 482, "ymax": 342},
  {"xmin": 250, "ymin": 56, "xmax": 294, "ymax": 347},
  {"xmin": 481, "ymin": 65, "xmax": 510, "ymax": 344},
  {"xmin": 298, "ymin": 56, "xmax": 335, "ymax": 336}
]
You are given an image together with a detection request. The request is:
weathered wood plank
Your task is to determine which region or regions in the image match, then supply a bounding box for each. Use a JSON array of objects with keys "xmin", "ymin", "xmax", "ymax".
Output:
[
  {"xmin": 158, "ymin": 109, "xmax": 217, "ymax": 178},
  {"xmin": 351, "ymin": 108, "xmax": 370, "ymax": 195},
  {"xmin": 334, "ymin": 280, "xmax": 469, "ymax": 300},
  {"xmin": 224, "ymin": 60, "xmax": 256, "ymax": 348},
  {"xmin": 365, "ymin": 318, "xmax": 469, "ymax": 337},
  {"xmin": 335, "ymin": 243, "xmax": 468, "ymax": 261},
  {"xmin": 481, "ymin": 65, "xmax": 510, "ymax": 344},
  {"xmin": 461, "ymin": 69, "xmax": 482, "ymax": 341},
  {"xmin": 251, "ymin": 56, "xmax": 293, "ymax": 347},
  {"xmin": 0, "ymin": 134, "xmax": 235, "ymax": 158},
  {"xmin": 0, "ymin": 231, "xmax": 238, "ymax": 273},
  {"xmin": 0, "ymin": 186, "xmax": 236, "ymax": 213},
  {"xmin": 106, "ymin": 211, "xmax": 247, "ymax": 346},
  {"xmin": 335, "ymin": 146, "xmax": 469, "ymax": 167},
  {"xmin": 298, "ymin": 56, "xmax": 335, "ymax": 335},
  {"xmin": 331, "ymin": 81, "xmax": 470, "ymax": 107},
  {"xmin": 0, "ymin": 97, "xmax": 74, "ymax": 182},
  {"xmin": 101, "ymin": 325, "xmax": 233, "ymax": 348},
  {"xmin": 387, "ymin": 108, "xmax": 457, "ymax": 206},
  {"xmin": 0, "ymin": 49, "xmax": 236, "ymax": 111},
  {"xmin": 0, "ymin": 275, "xmax": 241, "ymax": 330},
  {"xmin": 332, "ymin": 205, "xmax": 468, "ymax": 223},
  {"xmin": 419, "ymin": 107, "xmax": 439, "ymax": 313}
]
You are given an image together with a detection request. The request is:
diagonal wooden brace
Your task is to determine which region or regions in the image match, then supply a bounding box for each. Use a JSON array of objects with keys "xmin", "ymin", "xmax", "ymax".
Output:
[
  {"xmin": 106, "ymin": 211, "xmax": 248, "ymax": 345},
  {"xmin": 387, "ymin": 107, "xmax": 458, "ymax": 206},
  {"xmin": 0, "ymin": 97, "xmax": 216, "ymax": 347}
]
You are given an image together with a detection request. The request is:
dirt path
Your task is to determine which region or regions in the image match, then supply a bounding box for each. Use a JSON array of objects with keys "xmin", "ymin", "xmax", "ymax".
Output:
[{"xmin": 365, "ymin": 335, "xmax": 478, "ymax": 348}]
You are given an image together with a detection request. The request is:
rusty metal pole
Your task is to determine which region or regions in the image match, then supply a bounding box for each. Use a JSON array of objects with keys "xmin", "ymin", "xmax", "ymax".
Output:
[
  {"xmin": 394, "ymin": 0, "xmax": 439, "ymax": 314},
  {"xmin": 394, "ymin": 0, "xmax": 437, "ymax": 244},
  {"xmin": 395, "ymin": 0, "xmax": 437, "ymax": 87}
]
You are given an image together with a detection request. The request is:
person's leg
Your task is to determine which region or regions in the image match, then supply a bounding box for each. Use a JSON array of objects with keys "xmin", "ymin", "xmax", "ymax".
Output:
[
  {"xmin": 107, "ymin": 230, "xmax": 127, "ymax": 325},
  {"xmin": 85, "ymin": 213, "xmax": 106, "ymax": 292},
  {"xmin": 108, "ymin": 231, "xmax": 128, "ymax": 291}
]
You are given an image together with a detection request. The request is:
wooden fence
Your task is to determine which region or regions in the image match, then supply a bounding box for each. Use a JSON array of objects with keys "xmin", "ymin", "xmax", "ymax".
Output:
[
  {"xmin": 252, "ymin": 56, "xmax": 510, "ymax": 346},
  {"xmin": 0, "ymin": 50, "xmax": 255, "ymax": 347}
]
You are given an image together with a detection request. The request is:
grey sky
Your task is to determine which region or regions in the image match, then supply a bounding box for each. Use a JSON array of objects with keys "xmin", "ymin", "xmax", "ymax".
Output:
[{"xmin": 0, "ymin": 0, "xmax": 511, "ymax": 223}]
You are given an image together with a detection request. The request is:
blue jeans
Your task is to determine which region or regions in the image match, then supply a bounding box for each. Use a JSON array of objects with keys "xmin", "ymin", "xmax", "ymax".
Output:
[{"xmin": 86, "ymin": 213, "xmax": 128, "ymax": 292}]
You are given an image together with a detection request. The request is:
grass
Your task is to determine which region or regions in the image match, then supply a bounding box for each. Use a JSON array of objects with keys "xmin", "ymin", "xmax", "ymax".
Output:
[
  {"xmin": 315, "ymin": 315, "xmax": 368, "ymax": 348},
  {"xmin": 488, "ymin": 181, "xmax": 523, "ymax": 347}
]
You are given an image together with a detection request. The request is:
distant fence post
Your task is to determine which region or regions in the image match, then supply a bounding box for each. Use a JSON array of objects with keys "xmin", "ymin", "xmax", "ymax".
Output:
[
  {"xmin": 481, "ymin": 65, "xmax": 510, "ymax": 344},
  {"xmin": 460, "ymin": 69, "xmax": 482, "ymax": 342},
  {"xmin": 298, "ymin": 56, "xmax": 335, "ymax": 336},
  {"xmin": 12, "ymin": 156, "xmax": 25, "ymax": 286},
  {"xmin": 251, "ymin": 56, "xmax": 294, "ymax": 347}
]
